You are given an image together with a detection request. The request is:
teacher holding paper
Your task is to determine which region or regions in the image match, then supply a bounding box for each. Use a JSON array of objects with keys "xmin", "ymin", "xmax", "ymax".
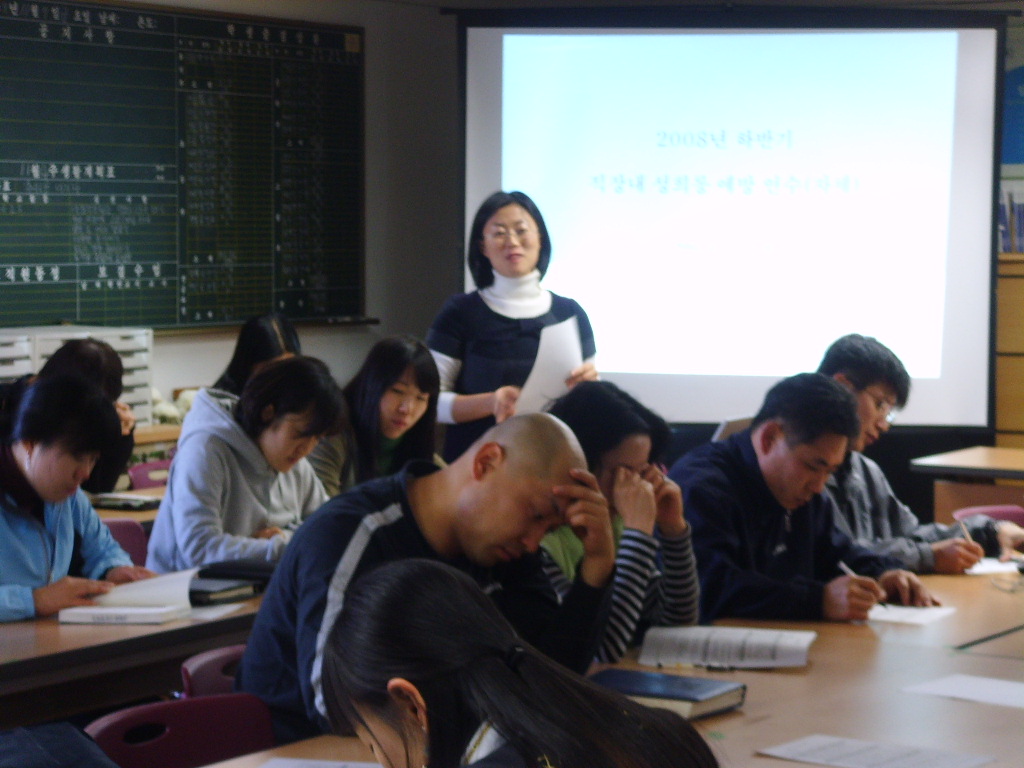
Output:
[{"xmin": 427, "ymin": 191, "xmax": 598, "ymax": 461}]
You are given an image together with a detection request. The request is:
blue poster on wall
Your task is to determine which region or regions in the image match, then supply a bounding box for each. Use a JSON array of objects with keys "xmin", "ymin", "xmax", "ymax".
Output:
[{"xmin": 1003, "ymin": 66, "xmax": 1024, "ymax": 163}]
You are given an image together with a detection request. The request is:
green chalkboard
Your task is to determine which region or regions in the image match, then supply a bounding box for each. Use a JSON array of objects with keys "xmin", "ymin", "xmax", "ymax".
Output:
[{"xmin": 0, "ymin": 2, "xmax": 364, "ymax": 328}]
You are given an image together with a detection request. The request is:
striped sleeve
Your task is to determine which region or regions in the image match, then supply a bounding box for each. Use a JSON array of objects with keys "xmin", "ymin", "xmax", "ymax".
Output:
[
  {"xmin": 647, "ymin": 528, "xmax": 700, "ymax": 628},
  {"xmin": 595, "ymin": 528, "xmax": 660, "ymax": 663}
]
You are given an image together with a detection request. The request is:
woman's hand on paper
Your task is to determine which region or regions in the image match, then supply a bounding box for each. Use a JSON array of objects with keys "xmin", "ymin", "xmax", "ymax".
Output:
[
  {"xmin": 492, "ymin": 386, "xmax": 520, "ymax": 423},
  {"xmin": 33, "ymin": 576, "xmax": 113, "ymax": 617},
  {"xmin": 565, "ymin": 361, "xmax": 599, "ymax": 389}
]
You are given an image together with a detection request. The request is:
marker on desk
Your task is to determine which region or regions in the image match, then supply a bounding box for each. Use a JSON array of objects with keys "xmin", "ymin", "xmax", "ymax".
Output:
[{"xmin": 838, "ymin": 560, "xmax": 888, "ymax": 609}]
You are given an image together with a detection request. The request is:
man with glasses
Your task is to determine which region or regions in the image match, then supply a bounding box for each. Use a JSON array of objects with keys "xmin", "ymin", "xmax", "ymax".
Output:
[
  {"xmin": 819, "ymin": 334, "xmax": 1024, "ymax": 573},
  {"xmin": 670, "ymin": 373, "xmax": 935, "ymax": 622}
]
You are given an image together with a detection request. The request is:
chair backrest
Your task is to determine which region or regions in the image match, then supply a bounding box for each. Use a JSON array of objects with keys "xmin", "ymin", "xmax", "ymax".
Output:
[
  {"xmin": 103, "ymin": 518, "xmax": 149, "ymax": 566},
  {"xmin": 128, "ymin": 458, "xmax": 172, "ymax": 489},
  {"xmin": 711, "ymin": 416, "xmax": 753, "ymax": 442},
  {"xmin": 181, "ymin": 644, "xmax": 247, "ymax": 698},
  {"xmin": 952, "ymin": 504, "xmax": 1024, "ymax": 526},
  {"xmin": 84, "ymin": 693, "xmax": 274, "ymax": 768}
]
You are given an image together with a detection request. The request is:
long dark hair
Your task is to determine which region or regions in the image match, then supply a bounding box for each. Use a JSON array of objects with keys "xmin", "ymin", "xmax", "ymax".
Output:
[
  {"xmin": 467, "ymin": 191, "xmax": 552, "ymax": 289},
  {"xmin": 235, "ymin": 356, "xmax": 345, "ymax": 441},
  {"xmin": 323, "ymin": 560, "xmax": 719, "ymax": 768},
  {"xmin": 2, "ymin": 375, "xmax": 120, "ymax": 455},
  {"xmin": 343, "ymin": 336, "xmax": 439, "ymax": 482},
  {"xmin": 214, "ymin": 313, "xmax": 302, "ymax": 396},
  {"xmin": 547, "ymin": 381, "xmax": 670, "ymax": 471}
]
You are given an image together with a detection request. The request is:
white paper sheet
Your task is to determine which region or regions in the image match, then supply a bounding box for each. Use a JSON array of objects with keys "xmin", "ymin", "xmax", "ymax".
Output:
[
  {"xmin": 904, "ymin": 674, "xmax": 1024, "ymax": 709},
  {"xmin": 94, "ymin": 568, "xmax": 198, "ymax": 608},
  {"xmin": 866, "ymin": 604, "xmax": 957, "ymax": 624},
  {"xmin": 759, "ymin": 734, "xmax": 993, "ymax": 768},
  {"xmin": 515, "ymin": 316, "xmax": 582, "ymax": 414},
  {"xmin": 966, "ymin": 558, "xmax": 1022, "ymax": 575},
  {"xmin": 260, "ymin": 760, "xmax": 379, "ymax": 768},
  {"xmin": 638, "ymin": 625, "xmax": 817, "ymax": 669}
]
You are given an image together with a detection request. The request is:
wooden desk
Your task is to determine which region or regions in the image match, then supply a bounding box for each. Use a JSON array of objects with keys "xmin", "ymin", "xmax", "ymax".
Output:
[
  {"xmin": 959, "ymin": 625, "xmax": 1024, "ymax": 660},
  {"xmin": 94, "ymin": 486, "xmax": 165, "ymax": 525},
  {"xmin": 0, "ymin": 598, "xmax": 259, "ymax": 728},
  {"xmin": 687, "ymin": 638, "xmax": 1021, "ymax": 767},
  {"xmin": 198, "ymin": 575, "xmax": 1023, "ymax": 768},
  {"xmin": 650, "ymin": 575, "xmax": 1024, "ymax": 767},
  {"xmin": 910, "ymin": 446, "xmax": 1024, "ymax": 521},
  {"xmin": 134, "ymin": 423, "xmax": 182, "ymax": 445},
  {"xmin": 911, "ymin": 446, "xmax": 1024, "ymax": 481}
]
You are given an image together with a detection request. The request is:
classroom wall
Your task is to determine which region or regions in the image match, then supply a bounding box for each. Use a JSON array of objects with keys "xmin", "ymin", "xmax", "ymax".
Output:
[{"xmin": 146, "ymin": 0, "xmax": 463, "ymax": 397}]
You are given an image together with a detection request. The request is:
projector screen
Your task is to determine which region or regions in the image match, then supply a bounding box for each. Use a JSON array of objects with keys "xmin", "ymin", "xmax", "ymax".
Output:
[{"xmin": 465, "ymin": 22, "xmax": 999, "ymax": 426}]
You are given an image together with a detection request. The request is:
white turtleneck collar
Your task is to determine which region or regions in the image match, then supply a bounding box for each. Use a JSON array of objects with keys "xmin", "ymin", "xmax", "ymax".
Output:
[{"xmin": 478, "ymin": 269, "xmax": 552, "ymax": 319}]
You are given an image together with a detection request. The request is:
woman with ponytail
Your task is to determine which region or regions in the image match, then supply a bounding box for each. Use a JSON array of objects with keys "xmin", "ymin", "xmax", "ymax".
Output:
[{"xmin": 322, "ymin": 559, "xmax": 718, "ymax": 768}]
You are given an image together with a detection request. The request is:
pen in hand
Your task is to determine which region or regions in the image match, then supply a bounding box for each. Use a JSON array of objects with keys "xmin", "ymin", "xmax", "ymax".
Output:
[
  {"xmin": 958, "ymin": 520, "xmax": 975, "ymax": 544},
  {"xmin": 838, "ymin": 560, "xmax": 888, "ymax": 609}
]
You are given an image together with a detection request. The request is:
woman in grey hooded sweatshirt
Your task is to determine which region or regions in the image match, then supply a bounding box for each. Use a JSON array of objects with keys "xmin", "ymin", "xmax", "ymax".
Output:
[{"xmin": 146, "ymin": 356, "xmax": 344, "ymax": 573}]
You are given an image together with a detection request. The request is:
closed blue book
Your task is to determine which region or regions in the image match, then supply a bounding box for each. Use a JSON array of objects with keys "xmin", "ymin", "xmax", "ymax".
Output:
[{"xmin": 589, "ymin": 668, "xmax": 746, "ymax": 720}]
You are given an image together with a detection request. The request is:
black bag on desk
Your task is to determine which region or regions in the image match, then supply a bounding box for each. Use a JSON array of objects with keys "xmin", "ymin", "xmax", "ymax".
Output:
[
  {"xmin": 197, "ymin": 558, "xmax": 276, "ymax": 590},
  {"xmin": 0, "ymin": 723, "xmax": 120, "ymax": 768}
]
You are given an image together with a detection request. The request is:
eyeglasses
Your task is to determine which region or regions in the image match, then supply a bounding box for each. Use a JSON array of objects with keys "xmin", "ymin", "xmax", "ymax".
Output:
[
  {"xmin": 864, "ymin": 387, "xmax": 899, "ymax": 425},
  {"xmin": 483, "ymin": 226, "xmax": 535, "ymax": 245}
]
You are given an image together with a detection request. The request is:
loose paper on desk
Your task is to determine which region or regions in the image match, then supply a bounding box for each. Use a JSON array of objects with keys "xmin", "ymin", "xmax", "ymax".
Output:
[
  {"xmin": 967, "ymin": 557, "xmax": 1021, "ymax": 575},
  {"xmin": 866, "ymin": 604, "xmax": 956, "ymax": 624},
  {"xmin": 58, "ymin": 568, "xmax": 197, "ymax": 624},
  {"xmin": 515, "ymin": 316, "xmax": 582, "ymax": 414},
  {"xmin": 904, "ymin": 674, "xmax": 1024, "ymax": 709},
  {"xmin": 759, "ymin": 734, "xmax": 993, "ymax": 768},
  {"xmin": 638, "ymin": 625, "xmax": 817, "ymax": 669},
  {"xmin": 261, "ymin": 760, "xmax": 379, "ymax": 768}
]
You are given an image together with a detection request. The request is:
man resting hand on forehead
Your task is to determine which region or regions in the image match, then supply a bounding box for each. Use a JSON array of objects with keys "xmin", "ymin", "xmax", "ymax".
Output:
[{"xmin": 238, "ymin": 412, "xmax": 615, "ymax": 744}]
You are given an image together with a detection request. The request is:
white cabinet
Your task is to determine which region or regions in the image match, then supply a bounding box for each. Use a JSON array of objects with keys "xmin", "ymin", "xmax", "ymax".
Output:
[{"xmin": 0, "ymin": 326, "xmax": 154, "ymax": 425}]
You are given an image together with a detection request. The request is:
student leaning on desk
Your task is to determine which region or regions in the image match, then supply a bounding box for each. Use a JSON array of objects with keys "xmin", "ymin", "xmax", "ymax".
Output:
[
  {"xmin": 237, "ymin": 413, "xmax": 615, "ymax": 745},
  {"xmin": 322, "ymin": 559, "xmax": 718, "ymax": 768},
  {"xmin": 819, "ymin": 334, "xmax": 1024, "ymax": 572},
  {"xmin": 146, "ymin": 356, "xmax": 344, "ymax": 573},
  {"xmin": 671, "ymin": 373, "xmax": 937, "ymax": 623},
  {"xmin": 0, "ymin": 376, "xmax": 153, "ymax": 622}
]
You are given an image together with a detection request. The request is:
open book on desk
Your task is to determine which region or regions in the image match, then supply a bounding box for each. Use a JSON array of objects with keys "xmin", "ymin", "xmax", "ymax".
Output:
[
  {"xmin": 638, "ymin": 625, "xmax": 818, "ymax": 669},
  {"xmin": 59, "ymin": 569, "xmax": 197, "ymax": 624}
]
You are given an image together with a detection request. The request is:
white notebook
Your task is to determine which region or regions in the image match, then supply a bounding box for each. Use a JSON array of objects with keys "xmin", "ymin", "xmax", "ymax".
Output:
[{"xmin": 58, "ymin": 569, "xmax": 197, "ymax": 625}]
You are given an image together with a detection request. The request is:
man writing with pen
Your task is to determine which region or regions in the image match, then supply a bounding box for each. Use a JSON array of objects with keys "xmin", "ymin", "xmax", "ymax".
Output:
[
  {"xmin": 818, "ymin": 334, "xmax": 1024, "ymax": 573},
  {"xmin": 670, "ymin": 373, "xmax": 937, "ymax": 623}
]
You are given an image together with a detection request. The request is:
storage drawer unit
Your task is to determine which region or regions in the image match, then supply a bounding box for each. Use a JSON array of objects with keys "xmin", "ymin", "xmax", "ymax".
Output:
[{"xmin": 0, "ymin": 326, "xmax": 154, "ymax": 425}]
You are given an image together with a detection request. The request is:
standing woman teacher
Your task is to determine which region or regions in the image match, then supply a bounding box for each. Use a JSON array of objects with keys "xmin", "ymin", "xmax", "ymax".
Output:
[{"xmin": 427, "ymin": 191, "xmax": 598, "ymax": 462}]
